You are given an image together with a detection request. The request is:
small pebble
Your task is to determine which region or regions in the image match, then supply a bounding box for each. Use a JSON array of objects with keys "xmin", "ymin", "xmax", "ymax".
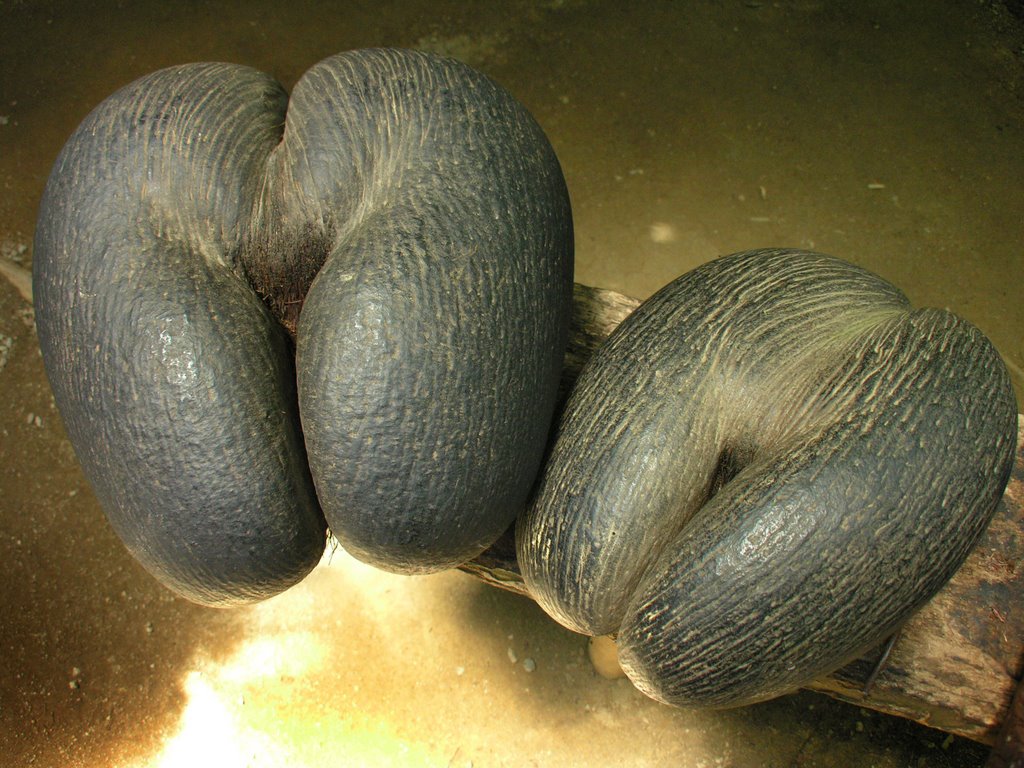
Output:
[
  {"xmin": 507, "ymin": 647, "xmax": 518, "ymax": 664},
  {"xmin": 0, "ymin": 334, "xmax": 12, "ymax": 371},
  {"xmin": 522, "ymin": 658, "xmax": 536, "ymax": 673},
  {"xmin": 649, "ymin": 222, "xmax": 677, "ymax": 244},
  {"xmin": 455, "ymin": 666, "xmax": 465, "ymax": 676}
]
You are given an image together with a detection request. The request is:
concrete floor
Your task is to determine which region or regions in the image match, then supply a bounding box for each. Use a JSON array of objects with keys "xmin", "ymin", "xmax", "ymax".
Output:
[{"xmin": 1, "ymin": 1, "xmax": 1022, "ymax": 766}]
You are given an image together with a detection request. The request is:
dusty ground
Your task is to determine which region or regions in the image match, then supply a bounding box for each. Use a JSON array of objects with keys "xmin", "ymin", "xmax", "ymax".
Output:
[{"xmin": 1, "ymin": 1, "xmax": 1022, "ymax": 766}]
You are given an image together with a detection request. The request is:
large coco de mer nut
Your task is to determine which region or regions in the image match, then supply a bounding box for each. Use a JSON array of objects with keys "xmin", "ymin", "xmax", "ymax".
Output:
[
  {"xmin": 34, "ymin": 49, "xmax": 574, "ymax": 606},
  {"xmin": 518, "ymin": 248, "xmax": 1017, "ymax": 709}
]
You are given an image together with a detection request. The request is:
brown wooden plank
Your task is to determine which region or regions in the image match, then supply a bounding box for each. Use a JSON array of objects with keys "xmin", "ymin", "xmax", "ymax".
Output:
[
  {"xmin": 987, "ymin": 675, "xmax": 1024, "ymax": 767},
  {"xmin": 461, "ymin": 282, "xmax": 1024, "ymax": 745}
]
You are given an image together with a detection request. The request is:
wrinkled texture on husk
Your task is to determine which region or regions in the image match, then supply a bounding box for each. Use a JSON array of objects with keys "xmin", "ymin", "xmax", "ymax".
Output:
[
  {"xmin": 34, "ymin": 49, "xmax": 573, "ymax": 605},
  {"xmin": 518, "ymin": 248, "xmax": 1016, "ymax": 708}
]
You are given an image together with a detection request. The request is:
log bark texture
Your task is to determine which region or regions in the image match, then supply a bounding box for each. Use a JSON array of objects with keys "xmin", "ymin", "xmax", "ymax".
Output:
[{"xmin": 460, "ymin": 282, "xmax": 1024, "ymax": 746}]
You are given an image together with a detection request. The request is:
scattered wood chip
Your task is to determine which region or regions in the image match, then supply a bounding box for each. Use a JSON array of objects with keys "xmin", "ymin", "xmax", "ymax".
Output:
[{"xmin": 0, "ymin": 257, "xmax": 32, "ymax": 304}]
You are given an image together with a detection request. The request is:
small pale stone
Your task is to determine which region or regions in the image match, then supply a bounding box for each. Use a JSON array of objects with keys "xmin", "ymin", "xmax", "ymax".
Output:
[
  {"xmin": 649, "ymin": 222, "xmax": 677, "ymax": 244},
  {"xmin": 522, "ymin": 658, "xmax": 536, "ymax": 673},
  {"xmin": 507, "ymin": 647, "xmax": 518, "ymax": 664}
]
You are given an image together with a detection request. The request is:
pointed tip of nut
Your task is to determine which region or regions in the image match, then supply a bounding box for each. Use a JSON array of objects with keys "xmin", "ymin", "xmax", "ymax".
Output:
[{"xmin": 588, "ymin": 635, "xmax": 625, "ymax": 679}]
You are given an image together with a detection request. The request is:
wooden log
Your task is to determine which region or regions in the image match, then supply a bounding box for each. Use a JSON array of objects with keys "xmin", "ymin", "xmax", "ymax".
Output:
[
  {"xmin": 460, "ymin": 282, "xmax": 1024, "ymax": 746},
  {"xmin": 988, "ymin": 675, "xmax": 1024, "ymax": 767}
]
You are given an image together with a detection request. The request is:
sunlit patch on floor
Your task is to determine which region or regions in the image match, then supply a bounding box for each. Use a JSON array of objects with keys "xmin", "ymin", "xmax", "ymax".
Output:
[
  {"xmin": 143, "ymin": 668, "xmax": 283, "ymax": 768},
  {"xmin": 140, "ymin": 660, "xmax": 444, "ymax": 767},
  {"xmin": 131, "ymin": 552, "xmax": 454, "ymax": 768}
]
